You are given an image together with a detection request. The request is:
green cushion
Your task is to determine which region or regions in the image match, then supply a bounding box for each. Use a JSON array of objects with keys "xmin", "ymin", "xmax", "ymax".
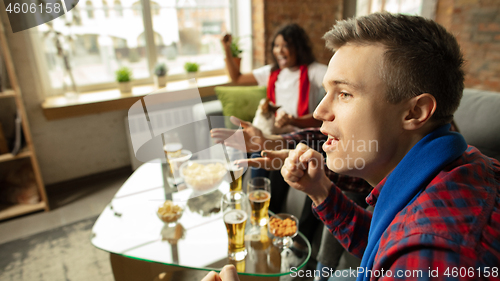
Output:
[{"xmin": 215, "ymin": 86, "xmax": 267, "ymax": 128}]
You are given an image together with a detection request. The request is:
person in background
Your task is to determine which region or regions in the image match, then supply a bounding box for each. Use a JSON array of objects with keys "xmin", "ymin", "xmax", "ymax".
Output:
[
  {"xmin": 222, "ymin": 24, "xmax": 328, "ymax": 224},
  {"xmin": 221, "ymin": 23, "xmax": 326, "ymax": 129}
]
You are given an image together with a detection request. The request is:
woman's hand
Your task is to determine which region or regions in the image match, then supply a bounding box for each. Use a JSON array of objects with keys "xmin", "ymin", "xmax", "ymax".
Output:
[
  {"xmin": 221, "ymin": 33, "xmax": 232, "ymax": 52},
  {"xmin": 275, "ymin": 111, "xmax": 294, "ymax": 128}
]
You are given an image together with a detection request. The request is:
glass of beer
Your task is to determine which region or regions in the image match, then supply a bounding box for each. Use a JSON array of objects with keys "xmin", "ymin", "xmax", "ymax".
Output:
[
  {"xmin": 221, "ymin": 191, "xmax": 251, "ymax": 261},
  {"xmin": 226, "ymin": 147, "xmax": 246, "ymax": 192},
  {"xmin": 163, "ymin": 132, "xmax": 192, "ymax": 186},
  {"xmin": 229, "ymin": 167, "xmax": 244, "ymax": 192},
  {"xmin": 247, "ymin": 177, "xmax": 271, "ymax": 227},
  {"xmin": 163, "ymin": 132, "xmax": 183, "ymax": 158}
]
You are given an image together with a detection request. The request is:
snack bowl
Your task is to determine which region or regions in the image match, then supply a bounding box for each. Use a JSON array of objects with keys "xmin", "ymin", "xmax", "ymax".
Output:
[
  {"xmin": 180, "ymin": 159, "xmax": 228, "ymax": 193},
  {"xmin": 157, "ymin": 200, "xmax": 184, "ymax": 224},
  {"xmin": 268, "ymin": 213, "xmax": 299, "ymax": 248}
]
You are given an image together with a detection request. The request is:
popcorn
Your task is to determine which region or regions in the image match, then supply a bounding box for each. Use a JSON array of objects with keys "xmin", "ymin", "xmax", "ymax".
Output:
[
  {"xmin": 157, "ymin": 200, "xmax": 183, "ymax": 223},
  {"xmin": 182, "ymin": 162, "xmax": 227, "ymax": 191}
]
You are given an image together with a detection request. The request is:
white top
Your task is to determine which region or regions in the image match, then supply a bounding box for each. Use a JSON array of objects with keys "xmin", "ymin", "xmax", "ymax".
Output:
[{"xmin": 252, "ymin": 62, "xmax": 327, "ymax": 117}]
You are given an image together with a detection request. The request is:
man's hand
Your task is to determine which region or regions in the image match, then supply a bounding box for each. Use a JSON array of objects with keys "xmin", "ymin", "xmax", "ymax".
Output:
[
  {"xmin": 211, "ymin": 116, "xmax": 284, "ymax": 152},
  {"xmin": 201, "ymin": 265, "xmax": 239, "ymax": 281},
  {"xmin": 281, "ymin": 143, "xmax": 331, "ymax": 205},
  {"xmin": 235, "ymin": 150, "xmax": 290, "ymax": 171}
]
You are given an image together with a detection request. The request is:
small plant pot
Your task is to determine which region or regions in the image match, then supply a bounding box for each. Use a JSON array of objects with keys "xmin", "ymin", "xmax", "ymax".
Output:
[
  {"xmin": 187, "ymin": 72, "xmax": 197, "ymax": 83},
  {"xmin": 154, "ymin": 75, "xmax": 167, "ymax": 88},
  {"xmin": 118, "ymin": 81, "xmax": 132, "ymax": 93}
]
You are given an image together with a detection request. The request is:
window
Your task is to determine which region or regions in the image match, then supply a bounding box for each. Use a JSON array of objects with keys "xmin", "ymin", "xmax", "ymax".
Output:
[
  {"xmin": 356, "ymin": 0, "xmax": 436, "ymax": 18},
  {"xmin": 36, "ymin": 0, "xmax": 239, "ymax": 96},
  {"xmin": 151, "ymin": 1, "xmax": 160, "ymax": 16},
  {"xmin": 103, "ymin": 0, "xmax": 110, "ymax": 18},
  {"xmin": 86, "ymin": 0, "xmax": 94, "ymax": 19},
  {"xmin": 114, "ymin": 0, "xmax": 123, "ymax": 17}
]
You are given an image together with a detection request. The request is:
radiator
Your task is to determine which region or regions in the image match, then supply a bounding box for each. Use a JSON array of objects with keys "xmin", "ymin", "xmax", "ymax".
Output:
[{"xmin": 125, "ymin": 104, "xmax": 199, "ymax": 170}]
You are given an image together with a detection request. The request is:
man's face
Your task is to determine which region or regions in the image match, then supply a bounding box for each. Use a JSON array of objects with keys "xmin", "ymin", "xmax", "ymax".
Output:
[{"xmin": 314, "ymin": 44, "xmax": 408, "ymax": 184}]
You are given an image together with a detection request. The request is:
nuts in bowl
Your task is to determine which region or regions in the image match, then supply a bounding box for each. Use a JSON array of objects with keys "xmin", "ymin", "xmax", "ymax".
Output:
[
  {"xmin": 157, "ymin": 200, "xmax": 183, "ymax": 224},
  {"xmin": 180, "ymin": 159, "xmax": 228, "ymax": 193},
  {"xmin": 268, "ymin": 213, "xmax": 299, "ymax": 248}
]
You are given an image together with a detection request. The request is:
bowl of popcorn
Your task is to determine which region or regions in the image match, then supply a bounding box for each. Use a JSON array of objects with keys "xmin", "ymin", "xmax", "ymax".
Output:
[
  {"xmin": 268, "ymin": 213, "xmax": 299, "ymax": 248},
  {"xmin": 180, "ymin": 159, "xmax": 228, "ymax": 193},
  {"xmin": 157, "ymin": 200, "xmax": 184, "ymax": 224}
]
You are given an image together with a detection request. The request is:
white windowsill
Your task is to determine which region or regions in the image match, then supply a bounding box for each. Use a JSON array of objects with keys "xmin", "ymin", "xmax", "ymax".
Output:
[{"xmin": 41, "ymin": 75, "xmax": 233, "ymax": 120}]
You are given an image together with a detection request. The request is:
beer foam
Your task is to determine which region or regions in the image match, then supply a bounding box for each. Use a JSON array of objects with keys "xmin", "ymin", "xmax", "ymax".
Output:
[
  {"xmin": 164, "ymin": 143, "xmax": 182, "ymax": 152},
  {"xmin": 224, "ymin": 209, "xmax": 248, "ymax": 224},
  {"xmin": 248, "ymin": 190, "xmax": 271, "ymax": 203}
]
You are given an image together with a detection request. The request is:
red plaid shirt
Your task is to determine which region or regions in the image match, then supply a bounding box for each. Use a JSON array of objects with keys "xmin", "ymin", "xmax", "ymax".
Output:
[
  {"xmin": 314, "ymin": 146, "xmax": 500, "ymax": 280},
  {"xmin": 282, "ymin": 128, "xmax": 373, "ymax": 194}
]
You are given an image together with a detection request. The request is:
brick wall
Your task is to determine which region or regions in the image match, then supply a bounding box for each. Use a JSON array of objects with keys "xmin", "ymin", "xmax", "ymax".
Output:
[
  {"xmin": 251, "ymin": 0, "xmax": 266, "ymax": 68},
  {"xmin": 436, "ymin": 0, "xmax": 500, "ymax": 91},
  {"xmin": 252, "ymin": 0, "xmax": 344, "ymax": 68}
]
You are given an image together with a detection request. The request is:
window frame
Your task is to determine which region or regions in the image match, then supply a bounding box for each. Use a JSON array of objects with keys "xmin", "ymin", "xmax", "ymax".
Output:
[
  {"xmin": 31, "ymin": 0, "xmax": 241, "ymax": 97},
  {"xmin": 355, "ymin": 0, "xmax": 437, "ymax": 19}
]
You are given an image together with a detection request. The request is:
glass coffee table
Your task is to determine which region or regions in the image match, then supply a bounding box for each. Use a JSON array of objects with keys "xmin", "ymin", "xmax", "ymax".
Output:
[{"xmin": 91, "ymin": 161, "xmax": 311, "ymax": 281}]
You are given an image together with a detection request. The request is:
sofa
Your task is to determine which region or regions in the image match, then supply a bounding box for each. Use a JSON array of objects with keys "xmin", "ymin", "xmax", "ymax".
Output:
[{"xmin": 454, "ymin": 88, "xmax": 500, "ymax": 161}]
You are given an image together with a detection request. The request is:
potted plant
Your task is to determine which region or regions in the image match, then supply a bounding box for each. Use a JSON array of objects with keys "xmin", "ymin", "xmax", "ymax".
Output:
[
  {"xmin": 154, "ymin": 62, "xmax": 168, "ymax": 88},
  {"xmin": 116, "ymin": 66, "xmax": 133, "ymax": 93},
  {"xmin": 184, "ymin": 62, "xmax": 199, "ymax": 81},
  {"xmin": 228, "ymin": 36, "xmax": 242, "ymax": 70}
]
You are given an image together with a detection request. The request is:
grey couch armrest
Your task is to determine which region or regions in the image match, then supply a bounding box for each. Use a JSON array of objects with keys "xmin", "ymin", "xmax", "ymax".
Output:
[{"xmin": 454, "ymin": 89, "xmax": 500, "ymax": 161}]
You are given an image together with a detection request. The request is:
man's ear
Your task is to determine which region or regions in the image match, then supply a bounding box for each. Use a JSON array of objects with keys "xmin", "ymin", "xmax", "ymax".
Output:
[{"xmin": 402, "ymin": 93, "xmax": 437, "ymax": 130}]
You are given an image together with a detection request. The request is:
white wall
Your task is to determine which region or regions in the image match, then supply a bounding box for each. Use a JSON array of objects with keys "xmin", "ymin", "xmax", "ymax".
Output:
[{"xmin": 0, "ymin": 0, "xmax": 252, "ymax": 185}]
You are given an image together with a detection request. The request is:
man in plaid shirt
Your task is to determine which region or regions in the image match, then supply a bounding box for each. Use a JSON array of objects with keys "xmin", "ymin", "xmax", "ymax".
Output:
[
  {"xmin": 280, "ymin": 13, "xmax": 500, "ymax": 281},
  {"xmin": 204, "ymin": 12, "xmax": 500, "ymax": 281}
]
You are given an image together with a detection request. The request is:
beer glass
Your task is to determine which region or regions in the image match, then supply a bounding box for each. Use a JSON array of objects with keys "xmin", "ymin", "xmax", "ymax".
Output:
[
  {"xmin": 164, "ymin": 150, "xmax": 192, "ymax": 186},
  {"xmin": 221, "ymin": 191, "xmax": 251, "ymax": 261},
  {"xmin": 163, "ymin": 132, "xmax": 182, "ymax": 158},
  {"xmin": 226, "ymin": 147, "xmax": 245, "ymax": 192},
  {"xmin": 229, "ymin": 168, "xmax": 244, "ymax": 192},
  {"xmin": 247, "ymin": 177, "xmax": 271, "ymax": 226}
]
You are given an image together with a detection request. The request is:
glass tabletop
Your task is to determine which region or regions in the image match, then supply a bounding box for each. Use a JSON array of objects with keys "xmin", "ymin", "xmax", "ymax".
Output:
[{"xmin": 91, "ymin": 161, "xmax": 311, "ymax": 277}]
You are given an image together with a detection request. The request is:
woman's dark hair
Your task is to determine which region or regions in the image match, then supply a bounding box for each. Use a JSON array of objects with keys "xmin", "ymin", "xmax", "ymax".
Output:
[
  {"xmin": 269, "ymin": 23, "xmax": 316, "ymax": 72},
  {"xmin": 323, "ymin": 12, "xmax": 464, "ymax": 124}
]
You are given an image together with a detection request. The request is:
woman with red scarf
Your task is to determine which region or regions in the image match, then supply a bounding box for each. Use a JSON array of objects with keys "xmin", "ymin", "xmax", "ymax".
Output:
[
  {"xmin": 221, "ymin": 24, "xmax": 328, "ymax": 253},
  {"xmin": 221, "ymin": 23, "xmax": 326, "ymax": 129}
]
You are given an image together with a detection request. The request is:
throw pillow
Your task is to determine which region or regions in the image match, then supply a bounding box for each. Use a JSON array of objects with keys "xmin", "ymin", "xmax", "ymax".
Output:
[{"xmin": 215, "ymin": 86, "xmax": 267, "ymax": 128}]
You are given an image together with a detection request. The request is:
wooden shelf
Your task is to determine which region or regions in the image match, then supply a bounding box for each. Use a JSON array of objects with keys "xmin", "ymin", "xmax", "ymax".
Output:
[
  {"xmin": 0, "ymin": 18, "xmax": 49, "ymax": 221},
  {"xmin": 0, "ymin": 201, "xmax": 46, "ymax": 221},
  {"xmin": 0, "ymin": 89, "xmax": 16, "ymax": 99},
  {"xmin": 0, "ymin": 148, "xmax": 31, "ymax": 163}
]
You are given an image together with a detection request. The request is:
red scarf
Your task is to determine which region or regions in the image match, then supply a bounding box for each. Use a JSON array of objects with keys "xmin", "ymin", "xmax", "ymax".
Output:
[{"xmin": 266, "ymin": 65, "xmax": 310, "ymax": 117}]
